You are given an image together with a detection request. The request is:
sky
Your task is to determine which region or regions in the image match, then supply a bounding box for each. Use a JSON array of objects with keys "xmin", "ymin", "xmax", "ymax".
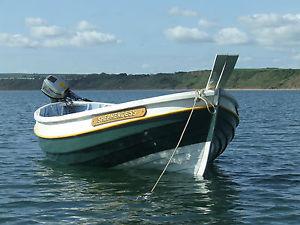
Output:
[{"xmin": 1, "ymin": 0, "xmax": 300, "ymax": 74}]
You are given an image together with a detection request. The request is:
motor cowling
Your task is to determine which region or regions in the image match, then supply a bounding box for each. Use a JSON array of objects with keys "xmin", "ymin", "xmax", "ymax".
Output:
[
  {"xmin": 41, "ymin": 75, "xmax": 69, "ymax": 102},
  {"xmin": 41, "ymin": 75, "xmax": 92, "ymax": 102}
]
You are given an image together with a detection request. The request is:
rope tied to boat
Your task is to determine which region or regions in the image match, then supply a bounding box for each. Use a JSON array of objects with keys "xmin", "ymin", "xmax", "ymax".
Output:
[
  {"xmin": 146, "ymin": 89, "xmax": 216, "ymax": 195},
  {"xmin": 195, "ymin": 89, "xmax": 216, "ymax": 115}
]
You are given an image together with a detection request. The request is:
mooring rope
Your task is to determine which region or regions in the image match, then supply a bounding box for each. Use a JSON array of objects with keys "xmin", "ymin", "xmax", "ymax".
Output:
[
  {"xmin": 195, "ymin": 89, "xmax": 216, "ymax": 115},
  {"xmin": 148, "ymin": 89, "xmax": 216, "ymax": 194}
]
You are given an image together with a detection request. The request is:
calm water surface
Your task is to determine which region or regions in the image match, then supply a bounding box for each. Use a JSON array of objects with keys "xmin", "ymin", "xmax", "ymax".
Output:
[{"xmin": 0, "ymin": 90, "xmax": 299, "ymax": 224}]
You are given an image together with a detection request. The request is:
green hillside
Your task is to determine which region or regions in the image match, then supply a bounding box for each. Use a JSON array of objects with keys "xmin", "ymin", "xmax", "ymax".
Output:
[
  {"xmin": 0, "ymin": 68, "xmax": 299, "ymax": 90},
  {"xmin": 227, "ymin": 68, "xmax": 300, "ymax": 89}
]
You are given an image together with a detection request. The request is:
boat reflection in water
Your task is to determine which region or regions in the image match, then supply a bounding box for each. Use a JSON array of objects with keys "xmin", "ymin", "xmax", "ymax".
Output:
[{"xmin": 35, "ymin": 160, "xmax": 240, "ymax": 224}]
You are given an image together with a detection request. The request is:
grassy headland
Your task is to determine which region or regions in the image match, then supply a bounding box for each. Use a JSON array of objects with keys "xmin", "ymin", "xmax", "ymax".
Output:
[{"xmin": 0, "ymin": 68, "xmax": 299, "ymax": 90}]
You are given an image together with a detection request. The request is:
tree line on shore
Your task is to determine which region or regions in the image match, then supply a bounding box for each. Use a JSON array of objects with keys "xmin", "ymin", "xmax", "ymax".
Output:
[{"xmin": 0, "ymin": 68, "xmax": 299, "ymax": 90}]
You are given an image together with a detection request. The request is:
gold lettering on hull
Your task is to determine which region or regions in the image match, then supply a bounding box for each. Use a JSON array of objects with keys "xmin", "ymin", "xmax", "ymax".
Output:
[{"xmin": 92, "ymin": 107, "xmax": 147, "ymax": 127}]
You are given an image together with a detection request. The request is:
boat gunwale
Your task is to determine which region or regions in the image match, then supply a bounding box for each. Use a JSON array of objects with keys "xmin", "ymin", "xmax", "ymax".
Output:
[
  {"xmin": 34, "ymin": 90, "xmax": 216, "ymax": 124},
  {"xmin": 34, "ymin": 104, "xmax": 214, "ymax": 139},
  {"xmin": 34, "ymin": 89, "xmax": 239, "ymax": 139},
  {"xmin": 34, "ymin": 103, "xmax": 239, "ymax": 140}
]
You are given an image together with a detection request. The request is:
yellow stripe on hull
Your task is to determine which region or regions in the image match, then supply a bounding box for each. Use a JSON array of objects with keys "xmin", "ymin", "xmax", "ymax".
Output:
[{"xmin": 34, "ymin": 105, "xmax": 214, "ymax": 139}]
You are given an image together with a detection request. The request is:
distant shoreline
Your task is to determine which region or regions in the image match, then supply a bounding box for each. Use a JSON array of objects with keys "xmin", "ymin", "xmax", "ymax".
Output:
[{"xmin": 1, "ymin": 68, "xmax": 300, "ymax": 90}]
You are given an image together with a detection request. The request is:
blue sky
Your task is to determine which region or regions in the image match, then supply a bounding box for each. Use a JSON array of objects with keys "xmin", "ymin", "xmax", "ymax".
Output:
[{"xmin": 1, "ymin": 0, "xmax": 300, "ymax": 74}]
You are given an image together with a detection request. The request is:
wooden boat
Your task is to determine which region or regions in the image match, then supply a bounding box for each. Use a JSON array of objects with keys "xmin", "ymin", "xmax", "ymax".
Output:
[{"xmin": 34, "ymin": 54, "xmax": 239, "ymax": 176}]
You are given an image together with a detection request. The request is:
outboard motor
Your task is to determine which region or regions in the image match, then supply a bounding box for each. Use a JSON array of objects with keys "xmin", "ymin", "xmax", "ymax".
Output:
[{"xmin": 41, "ymin": 75, "xmax": 91, "ymax": 103}]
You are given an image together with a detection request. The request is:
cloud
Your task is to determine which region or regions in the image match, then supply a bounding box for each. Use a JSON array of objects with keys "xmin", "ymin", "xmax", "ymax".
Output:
[
  {"xmin": 42, "ymin": 38, "xmax": 67, "ymax": 48},
  {"xmin": 0, "ymin": 17, "xmax": 121, "ymax": 48},
  {"xmin": 30, "ymin": 25, "xmax": 65, "ymax": 38},
  {"xmin": 25, "ymin": 17, "xmax": 67, "ymax": 39},
  {"xmin": 215, "ymin": 27, "xmax": 249, "ymax": 45},
  {"xmin": 70, "ymin": 31, "xmax": 119, "ymax": 46},
  {"xmin": 164, "ymin": 12, "xmax": 300, "ymax": 50},
  {"xmin": 198, "ymin": 19, "xmax": 218, "ymax": 28},
  {"xmin": 164, "ymin": 25, "xmax": 248, "ymax": 46},
  {"xmin": 238, "ymin": 13, "xmax": 300, "ymax": 47},
  {"xmin": 169, "ymin": 7, "xmax": 198, "ymax": 17},
  {"xmin": 0, "ymin": 33, "xmax": 38, "ymax": 47},
  {"xmin": 238, "ymin": 13, "xmax": 300, "ymax": 28},
  {"xmin": 77, "ymin": 20, "xmax": 98, "ymax": 31},
  {"xmin": 43, "ymin": 31, "xmax": 119, "ymax": 47},
  {"xmin": 164, "ymin": 26, "xmax": 211, "ymax": 43}
]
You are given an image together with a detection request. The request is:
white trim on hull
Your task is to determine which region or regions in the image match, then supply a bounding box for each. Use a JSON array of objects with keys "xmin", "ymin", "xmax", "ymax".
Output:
[{"xmin": 34, "ymin": 90, "xmax": 216, "ymax": 139}]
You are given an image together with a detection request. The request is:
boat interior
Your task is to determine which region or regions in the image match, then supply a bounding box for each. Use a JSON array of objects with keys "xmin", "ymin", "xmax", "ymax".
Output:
[{"xmin": 40, "ymin": 102, "xmax": 113, "ymax": 117}]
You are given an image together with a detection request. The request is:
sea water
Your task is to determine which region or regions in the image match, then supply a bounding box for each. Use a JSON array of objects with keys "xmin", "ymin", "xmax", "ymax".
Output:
[{"xmin": 0, "ymin": 90, "xmax": 299, "ymax": 224}]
